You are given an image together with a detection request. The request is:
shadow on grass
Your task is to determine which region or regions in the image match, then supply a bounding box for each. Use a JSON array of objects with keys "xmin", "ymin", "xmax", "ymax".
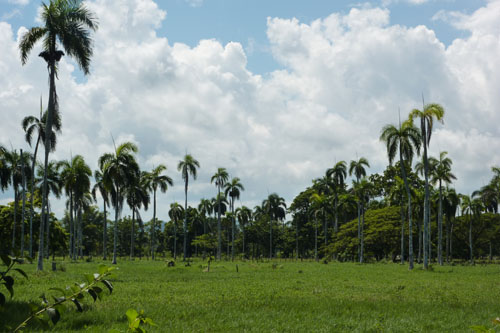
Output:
[{"xmin": 0, "ymin": 300, "xmax": 41, "ymax": 332}]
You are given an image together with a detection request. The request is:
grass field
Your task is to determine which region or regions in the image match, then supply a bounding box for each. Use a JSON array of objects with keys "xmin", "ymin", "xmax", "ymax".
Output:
[{"xmin": 2, "ymin": 258, "xmax": 500, "ymax": 332}]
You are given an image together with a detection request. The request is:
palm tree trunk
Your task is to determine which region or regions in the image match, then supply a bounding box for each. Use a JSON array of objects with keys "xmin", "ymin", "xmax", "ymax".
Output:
[
  {"xmin": 29, "ymin": 135, "xmax": 40, "ymax": 259},
  {"xmin": 151, "ymin": 189, "xmax": 156, "ymax": 260},
  {"xmin": 231, "ymin": 198, "xmax": 235, "ymax": 261},
  {"xmin": 183, "ymin": 178, "xmax": 188, "ymax": 261},
  {"xmin": 112, "ymin": 189, "xmax": 119, "ymax": 264},
  {"xmin": 173, "ymin": 217, "xmax": 177, "ymax": 260},
  {"xmin": 438, "ymin": 181, "xmax": 443, "ymax": 265},
  {"xmin": 314, "ymin": 215, "xmax": 318, "ymax": 262},
  {"xmin": 38, "ymin": 57, "xmax": 57, "ymax": 271},
  {"xmin": 450, "ymin": 218, "xmax": 454, "ymax": 261},
  {"xmin": 69, "ymin": 192, "xmax": 74, "ymax": 259},
  {"xmin": 21, "ymin": 151, "xmax": 26, "ymax": 257},
  {"xmin": 334, "ymin": 194, "xmax": 339, "ymax": 233},
  {"xmin": 357, "ymin": 201, "xmax": 361, "ymax": 263},
  {"xmin": 103, "ymin": 202, "xmax": 107, "ymax": 260},
  {"xmin": 422, "ymin": 120, "xmax": 430, "ymax": 269},
  {"xmin": 217, "ymin": 185, "xmax": 222, "ymax": 260},
  {"xmin": 79, "ymin": 206, "xmax": 83, "ymax": 259},
  {"xmin": 130, "ymin": 207, "xmax": 135, "ymax": 259},
  {"xmin": 400, "ymin": 196, "xmax": 404, "ymax": 264},
  {"xmin": 360, "ymin": 202, "xmax": 365, "ymax": 264},
  {"xmin": 399, "ymin": 152, "xmax": 413, "ymax": 269},
  {"xmin": 12, "ymin": 187, "xmax": 18, "ymax": 254},
  {"xmin": 323, "ymin": 211, "xmax": 327, "ymax": 246},
  {"xmin": 295, "ymin": 219, "xmax": 299, "ymax": 260},
  {"xmin": 445, "ymin": 214, "xmax": 449, "ymax": 262},
  {"xmin": 45, "ymin": 201, "xmax": 51, "ymax": 258},
  {"xmin": 269, "ymin": 215, "xmax": 273, "ymax": 260},
  {"xmin": 469, "ymin": 212, "xmax": 473, "ymax": 265}
]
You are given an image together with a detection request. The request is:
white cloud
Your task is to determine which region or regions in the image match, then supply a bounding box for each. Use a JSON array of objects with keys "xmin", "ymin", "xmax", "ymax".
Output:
[
  {"xmin": 8, "ymin": 0, "xmax": 29, "ymax": 6},
  {"xmin": 382, "ymin": 0, "xmax": 429, "ymax": 6},
  {"xmin": 185, "ymin": 0, "xmax": 203, "ymax": 8},
  {"xmin": 1, "ymin": 0, "xmax": 500, "ymax": 220}
]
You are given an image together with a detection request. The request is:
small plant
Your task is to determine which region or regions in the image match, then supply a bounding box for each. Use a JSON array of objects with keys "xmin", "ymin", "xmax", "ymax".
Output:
[
  {"xmin": 13, "ymin": 264, "xmax": 115, "ymax": 332},
  {"xmin": 471, "ymin": 317, "xmax": 500, "ymax": 333},
  {"xmin": 109, "ymin": 309, "xmax": 156, "ymax": 333},
  {"xmin": 0, "ymin": 255, "xmax": 28, "ymax": 306}
]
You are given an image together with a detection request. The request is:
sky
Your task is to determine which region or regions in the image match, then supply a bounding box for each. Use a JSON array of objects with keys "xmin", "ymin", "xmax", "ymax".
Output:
[{"xmin": 1, "ymin": 0, "xmax": 500, "ymax": 221}]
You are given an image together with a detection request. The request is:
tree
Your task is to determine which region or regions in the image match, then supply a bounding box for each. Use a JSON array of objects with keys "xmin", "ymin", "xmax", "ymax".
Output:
[
  {"xmin": 168, "ymin": 202, "xmax": 184, "ymax": 260},
  {"xmin": 125, "ymin": 171, "xmax": 150, "ymax": 259},
  {"xmin": 20, "ymin": 0, "xmax": 98, "ymax": 271},
  {"xmin": 409, "ymin": 102, "xmax": 445, "ymax": 269},
  {"xmin": 22, "ymin": 98, "xmax": 61, "ymax": 258},
  {"xmin": 310, "ymin": 192, "xmax": 326, "ymax": 261},
  {"xmin": 224, "ymin": 177, "xmax": 244, "ymax": 261},
  {"xmin": 263, "ymin": 193, "xmax": 286, "ymax": 259},
  {"xmin": 211, "ymin": 167, "xmax": 229, "ymax": 260},
  {"xmin": 326, "ymin": 161, "xmax": 347, "ymax": 233},
  {"xmin": 178, "ymin": 154, "xmax": 200, "ymax": 260},
  {"xmin": 92, "ymin": 169, "xmax": 110, "ymax": 260},
  {"xmin": 35, "ymin": 160, "xmax": 62, "ymax": 258},
  {"xmin": 198, "ymin": 198, "xmax": 213, "ymax": 258},
  {"xmin": 430, "ymin": 151, "xmax": 456, "ymax": 265},
  {"xmin": 99, "ymin": 142, "xmax": 139, "ymax": 264},
  {"xmin": 236, "ymin": 206, "xmax": 252, "ymax": 258},
  {"xmin": 352, "ymin": 178, "xmax": 373, "ymax": 263},
  {"xmin": 349, "ymin": 157, "xmax": 370, "ymax": 263},
  {"xmin": 443, "ymin": 187, "xmax": 459, "ymax": 262},
  {"xmin": 380, "ymin": 120, "xmax": 421, "ymax": 269},
  {"xmin": 460, "ymin": 194, "xmax": 484, "ymax": 265},
  {"xmin": 143, "ymin": 165, "xmax": 173, "ymax": 260}
]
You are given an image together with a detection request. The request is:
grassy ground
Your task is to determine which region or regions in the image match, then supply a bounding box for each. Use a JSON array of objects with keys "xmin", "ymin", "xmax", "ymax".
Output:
[{"xmin": 1, "ymin": 258, "xmax": 500, "ymax": 332}]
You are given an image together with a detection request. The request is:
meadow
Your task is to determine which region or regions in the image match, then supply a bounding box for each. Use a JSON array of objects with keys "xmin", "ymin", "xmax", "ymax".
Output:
[{"xmin": 1, "ymin": 259, "xmax": 500, "ymax": 332}]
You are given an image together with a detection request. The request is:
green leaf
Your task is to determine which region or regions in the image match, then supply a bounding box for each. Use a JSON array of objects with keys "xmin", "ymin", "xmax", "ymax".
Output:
[
  {"xmin": 0, "ymin": 255, "xmax": 11, "ymax": 267},
  {"xmin": 14, "ymin": 268, "xmax": 28, "ymax": 279},
  {"xmin": 87, "ymin": 288, "xmax": 97, "ymax": 302},
  {"xmin": 36, "ymin": 316, "xmax": 51, "ymax": 330},
  {"xmin": 70, "ymin": 285, "xmax": 80, "ymax": 294},
  {"xmin": 54, "ymin": 304, "xmax": 66, "ymax": 315},
  {"xmin": 76, "ymin": 292, "xmax": 85, "ymax": 300},
  {"xmin": 92, "ymin": 286, "xmax": 103, "ymax": 300},
  {"xmin": 126, "ymin": 309, "xmax": 138, "ymax": 325},
  {"xmin": 3, "ymin": 275, "xmax": 14, "ymax": 287},
  {"xmin": 49, "ymin": 287, "xmax": 66, "ymax": 296},
  {"xmin": 28, "ymin": 301, "xmax": 40, "ymax": 313},
  {"xmin": 47, "ymin": 307, "xmax": 60, "ymax": 325},
  {"xmin": 98, "ymin": 264, "xmax": 107, "ymax": 276},
  {"xmin": 72, "ymin": 298, "xmax": 83, "ymax": 312},
  {"xmin": 102, "ymin": 279, "xmax": 113, "ymax": 294},
  {"xmin": 0, "ymin": 292, "xmax": 5, "ymax": 306},
  {"xmin": 52, "ymin": 296, "xmax": 66, "ymax": 303},
  {"xmin": 136, "ymin": 327, "xmax": 146, "ymax": 333},
  {"xmin": 5, "ymin": 284, "xmax": 14, "ymax": 298},
  {"xmin": 144, "ymin": 317, "xmax": 157, "ymax": 327},
  {"xmin": 84, "ymin": 274, "xmax": 94, "ymax": 285}
]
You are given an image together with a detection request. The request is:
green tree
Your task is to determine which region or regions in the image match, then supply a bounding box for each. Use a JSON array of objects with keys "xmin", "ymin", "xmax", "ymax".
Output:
[
  {"xmin": 327, "ymin": 161, "xmax": 347, "ymax": 233},
  {"xmin": 460, "ymin": 194, "xmax": 484, "ymax": 265},
  {"xmin": 263, "ymin": 193, "xmax": 286, "ymax": 259},
  {"xmin": 224, "ymin": 177, "xmax": 244, "ymax": 261},
  {"xmin": 349, "ymin": 157, "xmax": 370, "ymax": 263},
  {"xmin": 409, "ymin": 102, "xmax": 444, "ymax": 269},
  {"xmin": 19, "ymin": 0, "xmax": 98, "ymax": 271},
  {"xmin": 236, "ymin": 205, "xmax": 252, "ymax": 258},
  {"xmin": 143, "ymin": 165, "xmax": 173, "ymax": 260},
  {"xmin": 22, "ymin": 98, "xmax": 61, "ymax": 258},
  {"xmin": 211, "ymin": 167, "xmax": 229, "ymax": 260},
  {"xmin": 126, "ymin": 172, "xmax": 150, "ymax": 259},
  {"xmin": 92, "ymin": 169, "xmax": 110, "ymax": 260},
  {"xmin": 198, "ymin": 198, "xmax": 213, "ymax": 258},
  {"xmin": 178, "ymin": 154, "xmax": 200, "ymax": 260},
  {"xmin": 168, "ymin": 202, "xmax": 184, "ymax": 259},
  {"xmin": 310, "ymin": 192, "xmax": 327, "ymax": 261},
  {"xmin": 380, "ymin": 119, "xmax": 421, "ymax": 269},
  {"xmin": 99, "ymin": 142, "xmax": 139, "ymax": 264}
]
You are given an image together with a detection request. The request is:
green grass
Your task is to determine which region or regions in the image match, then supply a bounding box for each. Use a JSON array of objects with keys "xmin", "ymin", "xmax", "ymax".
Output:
[{"xmin": 2, "ymin": 258, "xmax": 500, "ymax": 332}]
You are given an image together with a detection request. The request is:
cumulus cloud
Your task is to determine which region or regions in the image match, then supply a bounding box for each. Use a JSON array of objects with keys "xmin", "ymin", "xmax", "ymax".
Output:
[{"xmin": 1, "ymin": 0, "xmax": 500, "ymax": 219}]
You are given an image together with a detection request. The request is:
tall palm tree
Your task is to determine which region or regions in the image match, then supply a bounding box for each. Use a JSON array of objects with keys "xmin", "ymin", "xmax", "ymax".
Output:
[
  {"xmin": 126, "ymin": 171, "xmax": 150, "ymax": 259},
  {"xmin": 178, "ymin": 154, "xmax": 200, "ymax": 260},
  {"xmin": 430, "ymin": 151, "xmax": 456, "ymax": 265},
  {"xmin": 263, "ymin": 193, "xmax": 286, "ymax": 259},
  {"xmin": 460, "ymin": 194, "xmax": 484, "ymax": 265},
  {"xmin": 443, "ymin": 187, "xmax": 459, "ymax": 262},
  {"xmin": 143, "ymin": 165, "xmax": 173, "ymax": 260},
  {"xmin": 198, "ymin": 198, "xmax": 213, "ymax": 258},
  {"xmin": 349, "ymin": 157, "xmax": 370, "ymax": 263},
  {"xmin": 22, "ymin": 98, "xmax": 61, "ymax": 258},
  {"xmin": 352, "ymin": 178, "xmax": 372, "ymax": 263},
  {"xmin": 310, "ymin": 192, "xmax": 326, "ymax": 262},
  {"xmin": 19, "ymin": 0, "xmax": 98, "ymax": 271},
  {"xmin": 326, "ymin": 161, "xmax": 347, "ymax": 233},
  {"xmin": 35, "ymin": 160, "xmax": 62, "ymax": 258},
  {"xmin": 168, "ymin": 202, "xmax": 184, "ymax": 260},
  {"xmin": 224, "ymin": 177, "xmax": 245, "ymax": 261},
  {"xmin": 409, "ymin": 102, "xmax": 445, "ymax": 269},
  {"xmin": 380, "ymin": 119, "xmax": 421, "ymax": 269},
  {"xmin": 211, "ymin": 167, "xmax": 229, "ymax": 260},
  {"xmin": 92, "ymin": 169, "xmax": 110, "ymax": 260},
  {"xmin": 99, "ymin": 142, "xmax": 139, "ymax": 264},
  {"xmin": 236, "ymin": 206, "xmax": 252, "ymax": 258}
]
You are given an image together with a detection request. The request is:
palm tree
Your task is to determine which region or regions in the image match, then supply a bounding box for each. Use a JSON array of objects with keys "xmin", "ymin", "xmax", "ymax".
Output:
[
  {"xmin": 349, "ymin": 157, "xmax": 370, "ymax": 263},
  {"xmin": 143, "ymin": 165, "xmax": 173, "ymax": 260},
  {"xmin": 326, "ymin": 161, "xmax": 347, "ymax": 233},
  {"xmin": 352, "ymin": 178, "xmax": 372, "ymax": 263},
  {"xmin": 126, "ymin": 171, "xmax": 150, "ymax": 259},
  {"xmin": 169, "ymin": 202, "xmax": 184, "ymax": 260},
  {"xmin": 22, "ymin": 98, "xmax": 62, "ymax": 258},
  {"xmin": 92, "ymin": 169, "xmax": 110, "ymax": 260},
  {"xmin": 263, "ymin": 193, "xmax": 286, "ymax": 259},
  {"xmin": 236, "ymin": 206, "xmax": 252, "ymax": 258},
  {"xmin": 409, "ymin": 102, "xmax": 444, "ymax": 269},
  {"xmin": 310, "ymin": 192, "xmax": 326, "ymax": 261},
  {"xmin": 99, "ymin": 142, "xmax": 140, "ymax": 264},
  {"xmin": 224, "ymin": 177, "xmax": 245, "ymax": 261},
  {"xmin": 211, "ymin": 167, "xmax": 229, "ymax": 260},
  {"xmin": 19, "ymin": 0, "xmax": 98, "ymax": 271},
  {"xmin": 443, "ymin": 188, "xmax": 459, "ymax": 262},
  {"xmin": 178, "ymin": 154, "xmax": 200, "ymax": 260},
  {"xmin": 380, "ymin": 119, "xmax": 421, "ymax": 269},
  {"xmin": 198, "ymin": 198, "xmax": 213, "ymax": 258},
  {"xmin": 460, "ymin": 194, "xmax": 484, "ymax": 265},
  {"xmin": 430, "ymin": 151, "xmax": 456, "ymax": 265},
  {"xmin": 35, "ymin": 160, "xmax": 62, "ymax": 258}
]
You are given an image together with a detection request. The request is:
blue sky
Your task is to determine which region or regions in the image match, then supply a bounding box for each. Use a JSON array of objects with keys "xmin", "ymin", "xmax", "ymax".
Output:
[{"xmin": 1, "ymin": 0, "xmax": 499, "ymax": 218}]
